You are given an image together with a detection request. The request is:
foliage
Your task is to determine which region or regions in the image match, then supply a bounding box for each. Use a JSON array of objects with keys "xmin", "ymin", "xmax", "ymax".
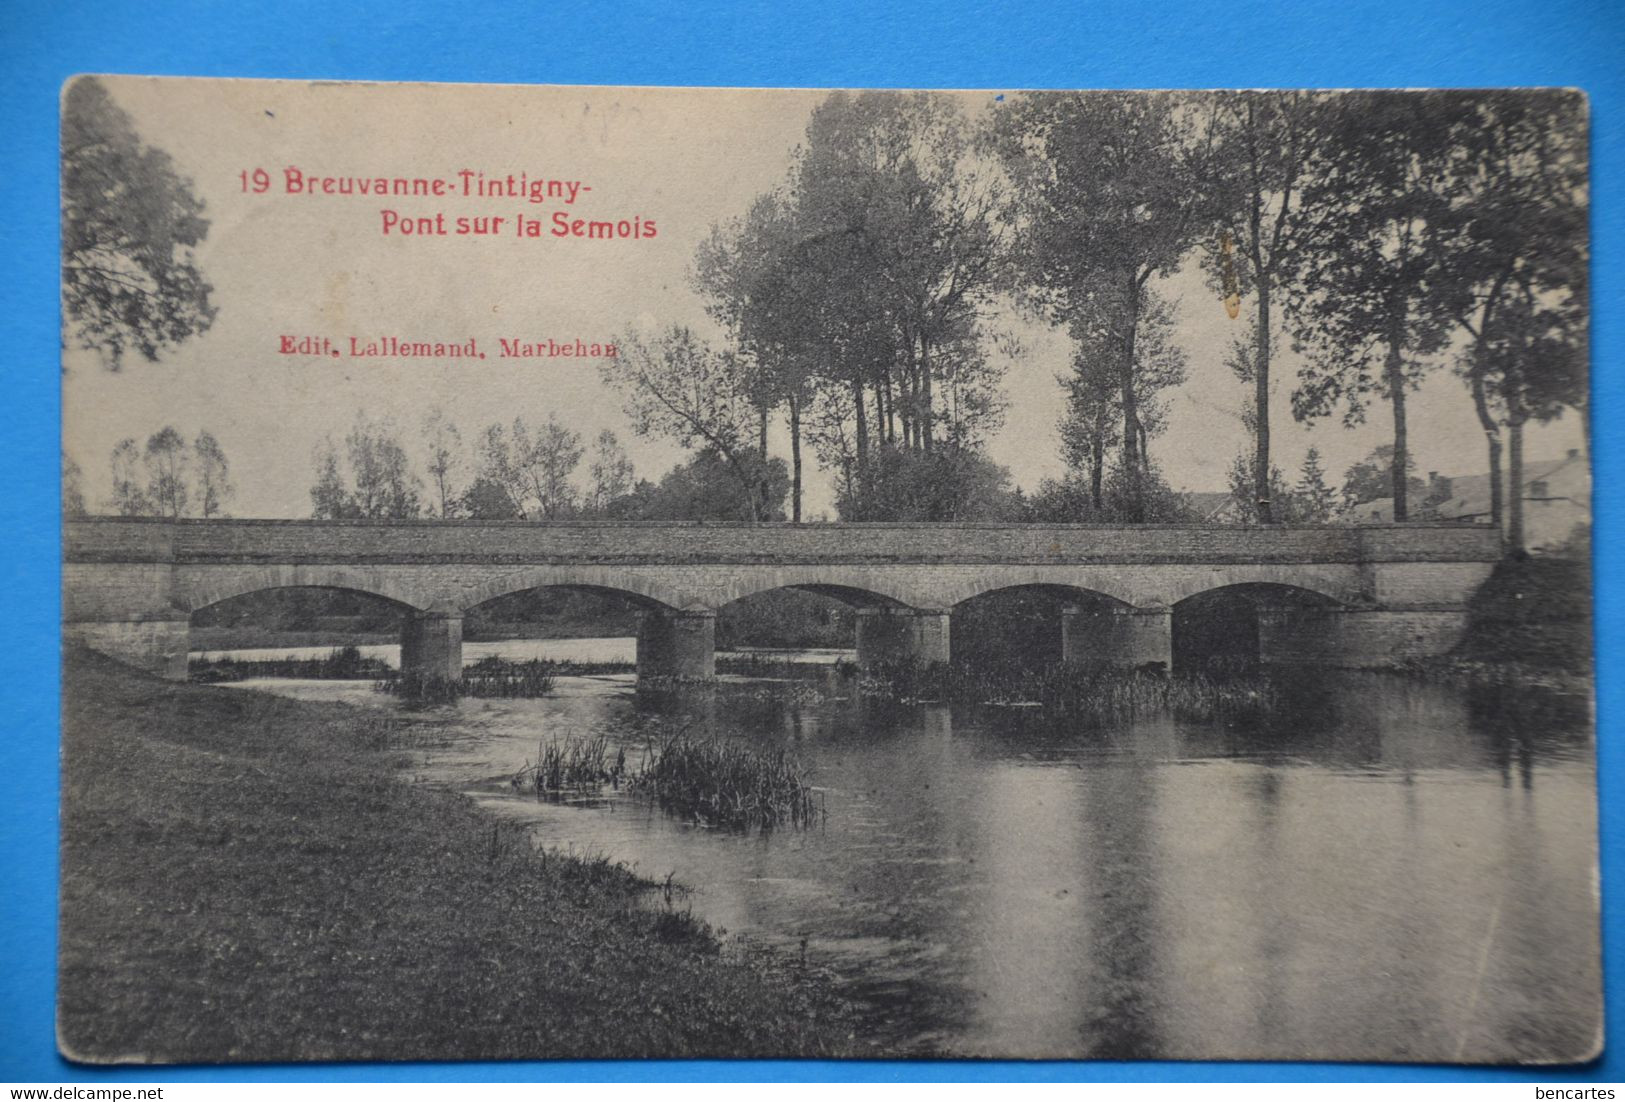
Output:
[
  {"xmin": 1225, "ymin": 452, "xmax": 1295, "ymax": 524},
  {"xmin": 193, "ymin": 430, "xmax": 232, "ymax": 518},
  {"xmin": 1454, "ymin": 555, "xmax": 1592, "ymax": 671},
  {"xmin": 603, "ymin": 326, "xmax": 778, "ymax": 519},
  {"xmin": 376, "ymin": 657, "xmax": 559, "ymax": 701},
  {"xmin": 191, "ymin": 587, "xmax": 404, "ymax": 636},
  {"xmin": 1285, "ymin": 92, "xmax": 1469, "ymax": 520},
  {"xmin": 474, "ymin": 415, "xmax": 585, "ymax": 519},
  {"xmin": 516, "ymin": 734, "xmax": 624, "ymax": 794},
  {"xmin": 1024, "ymin": 459, "xmax": 1191, "ymax": 524},
  {"xmin": 1100, "ymin": 457, "xmax": 1191, "ymax": 522},
  {"xmin": 1293, "ymin": 447, "xmax": 1339, "ymax": 522},
  {"xmin": 857, "ymin": 657, "xmax": 1278, "ymax": 724},
  {"xmin": 585, "ymin": 429, "xmax": 635, "ymax": 512},
  {"xmin": 993, "ymin": 90, "xmax": 1220, "ymax": 520},
  {"xmin": 836, "ymin": 442, "xmax": 1015, "ymax": 521},
  {"xmin": 310, "ymin": 416, "xmax": 422, "ymax": 519},
  {"xmin": 102, "ymin": 425, "xmax": 232, "ymax": 517},
  {"xmin": 1339, "ymin": 445, "xmax": 1425, "ymax": 512},
  {"xmin": 142, "ymin": 426, "xmax": 189, "ymax": 517},
  {"xmin": 1433, "ymin": 90, "xmax": 1588, "ymax": 543},
  {"xmin": 61, "ymin": 77, "xmax": 216, "ymax": 369},
  {"xmin": 459, "ymin": 476, "xmax": 523, "ymax": 520},
  {"xmin": 613, "ymin": 447, "xmax": 790, "ymax": 522},
  {"xmin": 688, "ymin": 92, "xmax": 1011, "ymax": 521},
  {"xmin": 62, "ymin": 453, "xmax": 87, "ymax": 518},
  {"xmin": 1204, "ymin": 92, "xmax": 1330, "ymax": 522},
  {"xmin": 420, "ymin": 409, "xmax": 464, "ymax": 518},
  {"xmin": 716, "ymin": 589, "xmax": 854, "ymax": 650},
  {"xmin": 1057, "ymin": 288, "xmax": 1188, "ymax": 509}
]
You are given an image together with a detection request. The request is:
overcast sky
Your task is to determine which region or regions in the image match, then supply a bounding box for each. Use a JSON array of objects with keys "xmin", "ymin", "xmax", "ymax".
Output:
[{"xmin": 62, "ymin": 77, "xmax": 1586, "ymax": 518}]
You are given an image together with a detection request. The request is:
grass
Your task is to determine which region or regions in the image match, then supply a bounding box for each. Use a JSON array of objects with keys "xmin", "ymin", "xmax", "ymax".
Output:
[{"xmin": 58, "ymin": 646, "xmax": 854, "ymax": 1063}]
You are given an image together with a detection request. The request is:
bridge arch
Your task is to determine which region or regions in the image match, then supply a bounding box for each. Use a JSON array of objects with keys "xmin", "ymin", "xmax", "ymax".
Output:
[
  {"xmin": 935, "ymin": 569, "xmax": 1141, "ymax": 609},
  {"xmin": 948, "ymin": 581, "xmax": 1134, "ymax": 611},
  {"xmin": 1157, "ymin": 565, "xmax": 1367, "ymax": 608},
  {"xmin": 719, "ymin": 567, "xmax": 932, "ymax": 610},
  {"xmin": 1172, "ymin": 582, "xmax": 1347, "ymax": 672},
  {"xmin": 950, "ymin": 583, "xmax": 1133, "ymax": 668},
  {"xmin": 455, "ymin": 567, "xmax": 686, "ymax": 613},
  {"xmin": 178, "ymin": 566, "xmax": 432, "ymax": 614}
]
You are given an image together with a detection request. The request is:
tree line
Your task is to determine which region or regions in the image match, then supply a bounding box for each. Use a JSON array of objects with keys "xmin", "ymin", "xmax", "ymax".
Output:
[
  {"xmin": 68, "ymin": 428, "xmax": 234, "ymax": 519},
  {"xmin": 598, "ymin": 89, "xmax": 1586, "ymax": 545},
  {"xmin": 64, "ymin": 82, "xmax": 1586, "ymax": 546},
  {"xmin": 304, "ymin": 410, "xmax": 791, "ymax": 521}
]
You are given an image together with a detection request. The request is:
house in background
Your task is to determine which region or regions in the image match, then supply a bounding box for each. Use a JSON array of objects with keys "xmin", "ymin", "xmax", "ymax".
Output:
[
  {"xmin": 1350, "ymin": 449, "xmax": 1590, "ymax": 551},
  {"xmin": 1181, "ymin": 491, "xmax": 1244, "ymax": 524}
]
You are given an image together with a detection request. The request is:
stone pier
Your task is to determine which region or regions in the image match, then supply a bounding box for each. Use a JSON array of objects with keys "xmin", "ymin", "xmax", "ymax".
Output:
[
  {"xmin": 636, "ymin": 609, "xmax": 716, "ymax": 680},
  {"xmin": 855, "ymin": 608, "xmax": 951, "ymax": 669},
  {"xmin": 398, "ymin": 606, "xmax": 463, "ymax": 682},
  {"xmin": 1062, "ymin": 605, "xmax": 1173, "ymax": 669}
]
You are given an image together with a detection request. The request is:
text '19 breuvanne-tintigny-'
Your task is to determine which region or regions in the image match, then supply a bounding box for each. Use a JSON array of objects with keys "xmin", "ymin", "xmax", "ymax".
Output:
[{"xmin": 59, "ymin": 77, "xmax": 1597, "ymax": 1066}]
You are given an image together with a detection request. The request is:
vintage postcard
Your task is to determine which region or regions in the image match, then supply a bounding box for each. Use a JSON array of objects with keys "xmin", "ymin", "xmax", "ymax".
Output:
[{"xmin": 59, "ymin": 77, "xmax": 1598, "ymax": 1064}]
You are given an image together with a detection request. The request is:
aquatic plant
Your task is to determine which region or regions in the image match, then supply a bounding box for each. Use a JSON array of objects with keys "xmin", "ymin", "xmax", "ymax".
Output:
[
  {"xmin": 715, "ymin": 653, "xmax": 823, "ymax": 679},
  {"xmin": 190, "ymin": 645, "xmax": 390, "ymax": 682},
  {"xmin": 459, "ymin": 656, "xmax": 559, "ymax": 697},
  {"xmin": 857, "ymin": 658, "xmax": 1279, "ymax": 723},
  {"xmin": 514, "ymin": 734, "xmax": 626, "ymax": 794},
  {"xmin": 374, "ymin": 656, "xmax": 557, "ymax": 701},
  {"xmin": 373, "ymin": 672, "xmax": 464, "ymax": 704},
  {"xmin": 626, "ymin": 731, "xmax": 822, "ymax": 831}
]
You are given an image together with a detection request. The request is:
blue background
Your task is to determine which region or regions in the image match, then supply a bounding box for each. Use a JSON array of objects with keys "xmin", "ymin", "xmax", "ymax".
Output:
[{"xmin": 2, "ymin": 0, "xmax": 1621, "ymax": 1083}]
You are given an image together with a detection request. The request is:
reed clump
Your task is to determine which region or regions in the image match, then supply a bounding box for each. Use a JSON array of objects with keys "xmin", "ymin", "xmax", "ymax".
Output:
[
  {"xmin": 513, "ymin": 730, "xmax": 823, "ymax": 831},
  {"xmin": 190, "ymin": 645, "xmax": 389, "ymax": 682},
  {"xmin": 627, "ymin": 732, "xmax": 822, "ymax": 831},
  {"xmin": 373, "ymin": 657, "xmax": 558, "ymax": 702},
  {"xmin": 513, "ymin": 734, "xmax": 627, "ymax": 794},
  {"xmin": 858, "ymin": 658, "xmax": 1278, "ymax": 722},
  {"xmin": 715, "ymin": 653, "xmax": 818, "ymax": 679},
  {"xmin": 460, "ymin": 656, "xmax": 559, "ymax": 696}
]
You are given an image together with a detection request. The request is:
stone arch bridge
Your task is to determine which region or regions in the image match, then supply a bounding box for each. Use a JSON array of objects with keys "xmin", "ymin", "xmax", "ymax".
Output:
[{"xmin": 63, "ymin": 518, "xmax": 1502, "ymax": 682}]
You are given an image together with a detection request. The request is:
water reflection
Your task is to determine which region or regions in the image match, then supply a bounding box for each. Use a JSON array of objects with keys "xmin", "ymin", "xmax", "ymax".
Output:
[{"xmin": 230, "ymin": 662, "xmax": 1600, "ymax": 1063}]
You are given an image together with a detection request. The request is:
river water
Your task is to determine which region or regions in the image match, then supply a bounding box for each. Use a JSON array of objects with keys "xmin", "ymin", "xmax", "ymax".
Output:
[{"xmin": 216, "ymin": 647, "xmax": 1601, "ymax": 1064}]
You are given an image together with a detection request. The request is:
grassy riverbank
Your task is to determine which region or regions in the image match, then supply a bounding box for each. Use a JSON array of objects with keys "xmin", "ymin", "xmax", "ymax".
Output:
[
  {"xmin": 1397, "ymin": 556, "xmax": 1595, "ymax": 692},
  {"xmin": 58, "ymin": 647, "xmax": 854, "ymax": 1063}
]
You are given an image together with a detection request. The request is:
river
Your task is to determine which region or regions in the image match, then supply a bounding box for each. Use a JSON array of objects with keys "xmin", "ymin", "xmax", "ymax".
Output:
[{"xmin": 211, "ymin": 644, "xmax": 1601, "ymax": 1063}]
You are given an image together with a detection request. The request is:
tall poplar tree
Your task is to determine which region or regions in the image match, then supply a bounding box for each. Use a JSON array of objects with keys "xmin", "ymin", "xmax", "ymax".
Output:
[
  {"xmin": 1436, "ymin": 90, "xmax": 1588, "ymax": 542},
  {"xmin": 994, "ymin": 91, "xmax": 1218, "ymax": 520},
  {"xmin": 1208, "ymin": 91, "xmax": 1328, "ymax": 523},
  {"xmin": 1286, "ymin": 92, "xmax": 1464, "ymax": 521}
]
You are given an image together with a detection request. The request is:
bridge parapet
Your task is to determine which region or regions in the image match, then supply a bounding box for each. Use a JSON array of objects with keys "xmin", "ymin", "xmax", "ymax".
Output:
[{"xmin": 66, "ymin": 518, "xmax": 1504, "ymax": 566}]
